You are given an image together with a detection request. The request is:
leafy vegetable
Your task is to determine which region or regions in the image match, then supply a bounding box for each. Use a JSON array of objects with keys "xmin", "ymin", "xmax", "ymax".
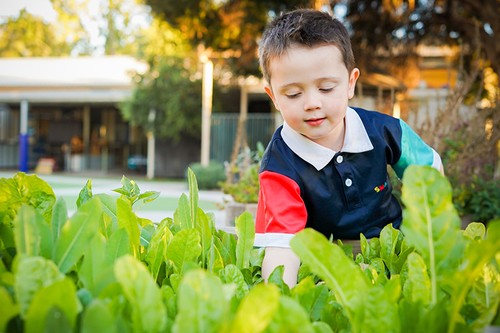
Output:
[{"xmin": 0, "ymin": 166, "xmax": 498, "ymax": 332}]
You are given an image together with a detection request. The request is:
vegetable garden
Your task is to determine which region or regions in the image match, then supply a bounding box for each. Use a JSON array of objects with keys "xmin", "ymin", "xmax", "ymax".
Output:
[{"xmin": 0, "ymin": 165, "xmax": 499, "ymax": 332}]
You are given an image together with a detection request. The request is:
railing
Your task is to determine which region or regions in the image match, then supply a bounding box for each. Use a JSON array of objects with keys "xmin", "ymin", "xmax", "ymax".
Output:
[
  {"xmin": 210, "ymin": 113, "xmax": 280, "ymax": 163},
  {"xmin": 0, "ymin": 142, "xmax": 18, "ymax": 168}
]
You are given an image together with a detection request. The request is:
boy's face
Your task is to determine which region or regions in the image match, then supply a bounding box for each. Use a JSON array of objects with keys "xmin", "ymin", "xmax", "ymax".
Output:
[{"xmin": 265, "ymin": 44, "xmax": 359, "ymax": 149}]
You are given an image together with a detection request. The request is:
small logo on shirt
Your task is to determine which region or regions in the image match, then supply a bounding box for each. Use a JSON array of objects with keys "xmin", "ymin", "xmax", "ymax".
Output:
[{"xmin": 374, "ymin": 182, "xmax": 387, "ymax": 193}]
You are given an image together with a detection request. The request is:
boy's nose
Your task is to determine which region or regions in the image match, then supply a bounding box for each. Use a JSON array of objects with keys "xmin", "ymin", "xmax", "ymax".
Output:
[{"xmin": 303, "ymin": 91, "xmax": 321, "ymax": 111}]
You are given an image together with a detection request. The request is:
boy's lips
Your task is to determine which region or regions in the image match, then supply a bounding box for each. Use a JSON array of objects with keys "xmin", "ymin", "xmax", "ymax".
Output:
[{"xmin": 305, "ymin": 117, "xmax": 325, "ymax": 126}]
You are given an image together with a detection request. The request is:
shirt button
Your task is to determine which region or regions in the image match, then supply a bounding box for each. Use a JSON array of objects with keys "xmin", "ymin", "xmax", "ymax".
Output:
[
  {"xmin": 336, "ymin": 155, "xmax": 343, "ymax": 164},
  {"xmin": 345, "ymin": 178, "xmax": 352, "ymax": 187}
]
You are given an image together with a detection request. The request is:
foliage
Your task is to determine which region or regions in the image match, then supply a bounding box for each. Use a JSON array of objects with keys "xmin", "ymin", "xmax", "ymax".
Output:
[
  {"xmin": 221, "ymin": 143, "xmax": 264, "ymax": 203},
  {"xmin": 120, "ymin": 56, "xmax": 202, "ymax": 140},
  {"xmin": 0, "ymin": 9, "xmax": 74, "ymax": 57},
  {"xmin": 438, "ymin": 103, "xmax": 500, "ymax": 223},
  {"xmin": 222, "ymin": 163, "xmax": 260, "ymax": 204},
  {"xmin": 343, "ymin": 0, "xmax": 500, "ymax": 77},
  {"xmin": 1, "ymin": 166, "xmax": 499, "ymax": 332},
  {"xmin": 145, "ymin": 0, "xmax": 313, "ymax": 75},
  {"xmin": 188, "ymin": 161, "xmax": 227, "ymax": 190},
  {"xmin": 453, "ymin": 176, "xmax": 500, "ymax": 224}
]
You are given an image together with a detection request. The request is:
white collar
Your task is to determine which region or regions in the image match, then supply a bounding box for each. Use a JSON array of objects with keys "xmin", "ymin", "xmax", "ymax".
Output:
[{"xmin": 281, "ymin": 107, "xmax": 374, "ymax": 170}]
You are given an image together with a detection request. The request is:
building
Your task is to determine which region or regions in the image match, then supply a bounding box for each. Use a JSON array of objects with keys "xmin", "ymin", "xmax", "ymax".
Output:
[{"xmin": 0, "ymin": 56, "xmax": 147, "ymax": 173}]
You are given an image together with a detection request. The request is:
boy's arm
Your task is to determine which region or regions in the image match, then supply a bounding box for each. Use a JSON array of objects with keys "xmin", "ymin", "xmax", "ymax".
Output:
[
  {"xmin": 262, "ymin": 247, "xmax": 301, "ymax": 287},
  {"xmin": 393, "ymin": 119, "xmax": 444, "ymax": 177}
]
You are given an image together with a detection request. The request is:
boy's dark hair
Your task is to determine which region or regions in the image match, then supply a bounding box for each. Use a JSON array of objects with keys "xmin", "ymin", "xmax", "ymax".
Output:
[{"xmin": 259, "ymin": 9, "xmax": 355, "ymax": 83}]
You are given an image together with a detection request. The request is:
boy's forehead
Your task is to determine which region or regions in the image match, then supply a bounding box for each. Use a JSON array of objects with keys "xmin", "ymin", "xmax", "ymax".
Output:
[{"xmin": 268, "ymin": 44, "xmax": 347, "ymax": 79}]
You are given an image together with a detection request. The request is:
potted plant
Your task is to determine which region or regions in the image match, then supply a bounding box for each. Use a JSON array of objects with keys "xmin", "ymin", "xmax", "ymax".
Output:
[{"xmin": 221, "ymin": 143, "xmax": 263, "ymax": 226}]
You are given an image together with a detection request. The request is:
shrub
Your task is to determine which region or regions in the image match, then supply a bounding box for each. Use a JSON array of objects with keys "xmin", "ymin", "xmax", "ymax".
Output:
[
  {"xmin": 453, "ymin": 176, "xmax": 500, "ymax": 223},
  {"xmin": 188, "ymin": 161, "xmax": 226, "ymax": 190}
]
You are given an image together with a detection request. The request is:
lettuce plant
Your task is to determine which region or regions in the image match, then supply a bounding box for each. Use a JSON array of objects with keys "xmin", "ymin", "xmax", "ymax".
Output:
[{"xmin": 0, "ymin": 166, "xmax": 498, "ymax": 332}]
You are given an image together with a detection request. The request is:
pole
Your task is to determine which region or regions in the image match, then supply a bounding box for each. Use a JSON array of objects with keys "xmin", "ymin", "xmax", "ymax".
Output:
[
  {"xmin": 147, "ymin": 109, "xmax": 156, "ymax": 179},
  {"xmin": 200, "ymin": 58, "xmax": 213, "ymax": 166},
  {"xmin": 19, "ymin": 100, "xmax": 29, "ymax": 172}
]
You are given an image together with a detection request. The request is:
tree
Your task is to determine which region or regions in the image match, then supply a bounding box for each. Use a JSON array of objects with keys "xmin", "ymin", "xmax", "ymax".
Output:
[
  {"xmin": 120, "ymin": 16, "xmax": 202, "ymax": 141},
  {"xmin": 121, "ymin": 56, "xmax": 202, "ymax": 141},
  {"xmin": 0, "ymin": 9, "xmax": 73, "ymax": 57},
  {"xmin": 341, "ymin": 0, "xmax": 500, "ymax": 77},
  {"xmin": 144, "ymin": 0, "xmax": 313, "ymax": 75}
]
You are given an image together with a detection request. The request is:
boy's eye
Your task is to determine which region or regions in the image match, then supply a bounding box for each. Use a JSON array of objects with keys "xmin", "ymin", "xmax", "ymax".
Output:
[
  {"xmin": 285, "ymin": 92, "xmax": 301, "ymax": 99},
  {"xmin": 320, "ymin": 87, "xmax": 333, "ymax": 93}
]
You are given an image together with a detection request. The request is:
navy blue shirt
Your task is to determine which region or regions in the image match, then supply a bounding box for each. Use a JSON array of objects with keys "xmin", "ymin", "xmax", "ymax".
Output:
[{"xmin": 255, "ymin": 107, "xmax": 442, "ymax": 248}]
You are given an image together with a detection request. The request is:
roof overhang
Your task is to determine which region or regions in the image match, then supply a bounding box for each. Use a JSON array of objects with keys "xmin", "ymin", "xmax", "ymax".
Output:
[{"xmin": 0, "ymin": 56, "xmax": 147, "ymax": 104}]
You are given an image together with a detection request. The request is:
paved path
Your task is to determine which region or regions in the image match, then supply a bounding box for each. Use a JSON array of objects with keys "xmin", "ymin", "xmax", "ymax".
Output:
[{"xmin": 0, "ymin": 170, "xmax": 234, "ymax": 232}]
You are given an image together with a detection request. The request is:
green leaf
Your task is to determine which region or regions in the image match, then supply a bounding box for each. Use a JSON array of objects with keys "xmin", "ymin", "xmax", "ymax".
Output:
[
  {"xmin": 0, "ymin": 223, "xmax": 15, "ymax": 268},
  {"xmin": 447, "ymin": 220, "xmax": 500, "ymax": 333},
  {"xmin": 51, "ymin": 198, "xmax": 68, "ymax": 244},
  {"xmin": 113, "ymin": 176, "xmax": 141, "ymax": 204},
  {"xmin": 0, "ymin": 172, "xmax": 55, "ymax": 225},
  {"xmin": 292, "ymin": 276, "xmax": 330, "ymax": 322},
  {"xmin": 174, "ymin": 193, "xmax": 192, "ymax": 230},
  {"xmin": 116, "ymin": 197, "xmax": 140, "ymax": 258},
  {"xmin": 76, "ymin": 179, "xmax": 93, "ymax": 208},
  {"xmin": 400, "ymin": 165, "xmax": 464, "ymax": 304},
  {"xmin": 24, "ymin": 278, "xmax": 80, "ymax": 333},
  {"xmin": 94, "ymin": 193, "xmax": 118, "ymax": 237},
  {"xmin": 14, "ymin": 205, "xmax": 52, "ymax": 258},
  {"xmin": 187, "ymin": 168, "xmax": 199, "ymax": 228},
  {"xmin": 114, "ymin": 255, "xmax": 167, "ymax": 333},
  {"xmin": 53, "ymin": 197, "xmax": 102, "ymax": 273},
  {"xmin": 463, "ymin": 263, "xmax": 500, "ymax": 331},
  {"xmin": 290, "ymin": 228, "xmax": 369, "ymax": 330},
  {"xmin": 145, "ymin": 219, "xmax": 173, "ymax": 281},
  {"xmin": 264, "ymin": 295, "xmax": 315, "ymax": 333},
  {"xmin": 235, "ymin": 211, "xmax": 255, "ymax": 270},
  {"xmin": 214, "ymin": 231, "xmax": 237, "ymax": 266},
  {"xmin": 0, "ymin": 286, "xmax": 18, "ymax": 331},
  {"xmin": 312, "ymin": 321, "xmax": 334, "ymax": 333},
  {"xmin": 229, "ymin": 283, "xmax": 280, "ymax": 333},
  {"xmin": 137, "ymin": 190, "xmax": 160, "ymax": 205},
  {"xmin": 463, "ymin": 222, "xmax": 485, "ymax": 241},
  {"xmin": 207, "ymin": 237, "xmax": 224, "ymax": 274},
  {"xmin": 79, "ymin": 233, "xmax": 121, "ymax": 297},
  {"xmin": 14, "ymin": 256, "xmax": 65, "ymax": 317},
  {"xmin": 268, "ymin": 265, "xmax": 291, "ymax": 295},
  {"xmin": 196, "ymin": 208, "xmax": 213, "ymax": 268},
  {"xmin": 359, "ymin": 279, "xmax": 400, "ymax": 332},
  {"xmin": 173, "ymin": 269, "xmax": 227, "ymax": 333},
  {"xmin": 81, "ymin": 299, "xmax": 117, "ymax": 333},
  {"xmin": 379, "ymin": 224, "xmax": 404, "ymax": 275},
  {"xmin": 402, "ymin": 252, "xmax": 431, "ymax": 304},
  {"xmin": 219, "ymin": 264, "xmax": 249, "ymax": 299},
  {"xmin": 166, "ymin": 228, "xmax": 201, "ymax": 274}
]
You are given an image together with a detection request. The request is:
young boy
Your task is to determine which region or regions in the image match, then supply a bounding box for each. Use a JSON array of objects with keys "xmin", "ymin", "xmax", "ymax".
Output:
[{"xmin": 255, "ymin": 9, "xmax": 443, "ymax": 287}]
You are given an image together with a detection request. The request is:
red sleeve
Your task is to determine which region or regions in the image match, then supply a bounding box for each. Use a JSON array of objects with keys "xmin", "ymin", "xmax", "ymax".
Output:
[{"xmin": 256, "ymin": 170, "xmax": 307, "ymax": 234}]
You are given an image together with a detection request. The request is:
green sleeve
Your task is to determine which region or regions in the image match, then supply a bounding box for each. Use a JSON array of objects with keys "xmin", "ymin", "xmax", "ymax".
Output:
[{"xmin": 392, "ymin": 119, "xmax": 437, "ymax": 178}]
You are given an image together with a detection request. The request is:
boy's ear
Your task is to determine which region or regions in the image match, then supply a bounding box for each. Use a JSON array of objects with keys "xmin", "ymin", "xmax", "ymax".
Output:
[
  {"xmin": 348, "ymin": 68, "xmax": 360, "ymax": 99},
  {"xmin": 264, "ymin": 85, "xmax": 279, "ymax": 110}
]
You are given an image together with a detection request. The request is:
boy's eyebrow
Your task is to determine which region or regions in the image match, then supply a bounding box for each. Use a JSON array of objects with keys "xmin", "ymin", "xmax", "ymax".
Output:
[{"xmin": 277, "ymin": 76, "xmax": 342, "ymax": 91}]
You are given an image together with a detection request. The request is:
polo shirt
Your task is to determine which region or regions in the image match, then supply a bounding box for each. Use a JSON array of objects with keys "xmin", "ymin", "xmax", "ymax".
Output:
[{"xmin": 254, "ymin": 106, "xmax": 442, "ymax": 248}]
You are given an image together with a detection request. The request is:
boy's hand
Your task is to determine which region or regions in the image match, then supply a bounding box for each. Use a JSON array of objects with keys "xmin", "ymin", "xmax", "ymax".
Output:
[{"xmin": 262, "ymin": 247, "xmax": 300, "ymax": 287}]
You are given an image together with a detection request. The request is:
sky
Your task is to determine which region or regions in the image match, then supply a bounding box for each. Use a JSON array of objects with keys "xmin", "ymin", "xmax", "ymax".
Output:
[{"xmin": 0, "ymin": 0, "xmax": 57, "ymax": 22}]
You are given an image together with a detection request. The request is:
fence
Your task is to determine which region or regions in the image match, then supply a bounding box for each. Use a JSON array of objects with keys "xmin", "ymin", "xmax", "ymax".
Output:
[{"xmin": 210, "ymin": 113, "xmax": 280, "ymax": 164}]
